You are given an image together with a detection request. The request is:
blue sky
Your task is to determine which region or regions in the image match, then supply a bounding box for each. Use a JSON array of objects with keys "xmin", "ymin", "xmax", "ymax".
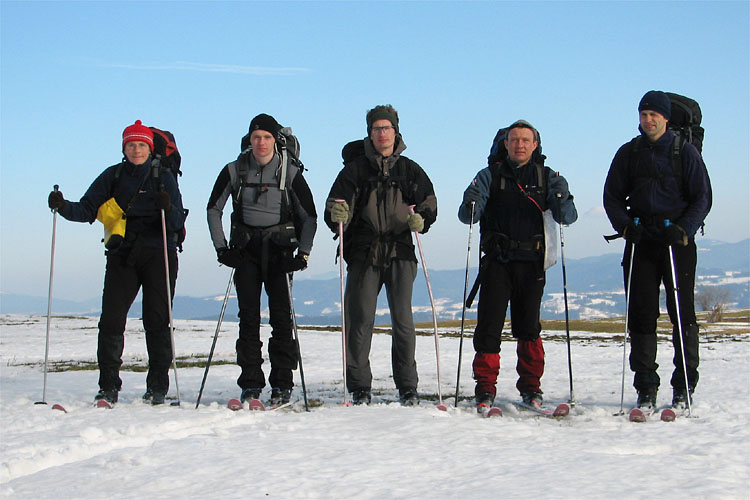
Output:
[{"xmin": 1, "ymin": 0, "xmax": 748, "ymax": 301}]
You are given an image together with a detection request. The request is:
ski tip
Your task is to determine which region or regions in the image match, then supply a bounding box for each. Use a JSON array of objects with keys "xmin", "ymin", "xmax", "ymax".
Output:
[
  {"xmin": 340, "ymin": 401, "xmax": 353, "ymax": 407},
  {"xmin": 248, "ymin": 399, "xmax": 266, "ymax": 411},
  {"xmin": 227, "ymin": 398, "xmax": 243, "ymax": 411},
  {"xmin": 628, "ymin": 408, "xmax": 646, "ymax": 422},
  {"xmin": 95, "ymin": 399, "xmax": 113, "ymax": 409},
  {"xmin": 553, "ymin": 403, "xmax": 570, "ymax": 417},
  {"xmin": 51, "ymin": 403, "xmax": 67, "ymax": 413},
  {"xmin": 661, "ymin": 408, "xmax": 677, "ymax": 422},
  {"xmin": 436, "ymin": 403, "xmax": 449, "ymax": 412},
  {"xmin": 484, "ymin": 407, "xmax": 503, "ymax": 418}
]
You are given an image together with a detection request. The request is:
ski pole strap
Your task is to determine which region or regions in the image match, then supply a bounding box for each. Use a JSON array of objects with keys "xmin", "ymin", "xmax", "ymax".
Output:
[
  {"xmin": 603, "ymin": 233, "xmax": 622, "ymax": 242},
  {"xmin": 465, "ymin": 273, "xmax": 481, "ymax": 309}
]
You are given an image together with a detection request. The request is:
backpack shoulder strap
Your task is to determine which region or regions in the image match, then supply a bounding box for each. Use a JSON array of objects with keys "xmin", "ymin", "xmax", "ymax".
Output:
[{"xmin": 670, "ymin": 135, "xmax": 684, "ymax": 191}]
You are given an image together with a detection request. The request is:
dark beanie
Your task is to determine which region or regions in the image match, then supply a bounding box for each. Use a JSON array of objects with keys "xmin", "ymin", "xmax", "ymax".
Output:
[
  {"xmin": 366, "ymin": 105, "xmax": 399, "ymax": 134},
  {"xmin": 249, "ymin": 113, "xmax": 282, "ymax": 135},
  {"xmin": 638, "ymin": 91, "xmax": 671, "ymax": 120}
]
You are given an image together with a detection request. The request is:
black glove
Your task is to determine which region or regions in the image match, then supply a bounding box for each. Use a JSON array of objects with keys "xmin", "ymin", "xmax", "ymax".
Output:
[
  {"xmin": 623, "ymin": 221, "xmax": 643, "ymax": 244},
  {"xmin": 154, "ymin": 191, "xmax": 171, "ymax": 211},
  {"xmin": 664, "ymin": 223, "xmax": 688, "ymax": 247},
  {"xmin": 217, "ymin": 247, "xmax": 244, "ymax": 268},
  {"xmin": 48, "ymin": 190, "xmax": 66, "ymax": 211},
  {"xmin": 548, "ymin": 174, "xmax": 570, "ymax": 200},
  {"xmin": 463, "ymin": 182, "xmax": 482, "ymax": 205},
  {"xmin": 282, "ymin": 253, "xmax": 308, "ymax": 273}
]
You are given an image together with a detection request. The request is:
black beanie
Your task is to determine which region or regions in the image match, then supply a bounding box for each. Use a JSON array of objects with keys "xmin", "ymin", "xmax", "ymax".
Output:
[
  {"xmin": 638, "ymin": 91, "xmax": 671, "ymax": 120},
  {"xmin": 249, "ymin": 113, "xmax": 282, "ymax": 135}
]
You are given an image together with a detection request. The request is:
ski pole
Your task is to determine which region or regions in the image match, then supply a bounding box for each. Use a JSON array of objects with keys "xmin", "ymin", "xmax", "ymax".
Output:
[
  {"xmin": 160, "ymin": 207, "xmax": 181, "ymax": 405},
  {"xmin": 617, "ymin": 217, "xmax": 638, "ymax": 415},
  {"xmin": 37, "ymin": 184, "xmax": 59, "ymax": 406},
  {"xmin": 155, "ymin": 164, "xmax": 181, "ymax": 407},
  {"xmin": 335, "ymin": 199, "xmax": 351, "ymax": 406},
  {"xmin": 455, "ymin": 200, "xmax": 475, "ymax": 407},
  {"xmin": 409, "ymin": 206, "xmax": 447, "ymax": 411},
  {"xmin": 286, "ymin": 273, "xmax": 309, "ymax": 412},
  {"xmin": 556, "ymin": 194, "xmax": 575, "ymax": 406},
  {"xmin": 195, "ymin": 269, "xmax": 234, "ymax": 409},
  {"xmin": 666, "ymin": 220, "xmax": 693, "ymax": 417}
]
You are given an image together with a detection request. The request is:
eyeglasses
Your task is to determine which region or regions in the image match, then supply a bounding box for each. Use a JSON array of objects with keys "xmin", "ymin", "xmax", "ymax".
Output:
[{"xmin": 372, "ymin": 125, "xmax": 395, "ymax": 133}]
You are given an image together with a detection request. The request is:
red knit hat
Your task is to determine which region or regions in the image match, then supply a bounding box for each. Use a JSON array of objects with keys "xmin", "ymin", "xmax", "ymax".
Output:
[{"xmin": 122, "ymin": 120, "xmax": 154, "ymax": 150}]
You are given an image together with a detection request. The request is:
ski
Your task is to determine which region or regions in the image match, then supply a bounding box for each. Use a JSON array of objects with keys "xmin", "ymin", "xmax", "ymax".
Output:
[
  {"xmin": 481, "ymin": 406, "xmax": 504, "ymax": 418},
  {"xmin": 513, "ymin": 401, "xmax": 570, "ymax": 418},
  {"xmin": 249, "ymin": 399, "xmax": 265, "ymax": 411},
  {"xmin": 660, "ymin": 407, "xmax": 689, "ymax": 422},
  {"xmin": 51, "ymin": 403, "xmax": 67, "ymax": 413},
  {"xmin": 628, "ymin": 406, "xmax": 656, "ymax": 422},
  {"xmin": 228, "ymin": 398, "xmax": 293, "ymax": 412},
  {"xmin": 95, "ymin": 399, "xmax": 113, "ymax": 409}
]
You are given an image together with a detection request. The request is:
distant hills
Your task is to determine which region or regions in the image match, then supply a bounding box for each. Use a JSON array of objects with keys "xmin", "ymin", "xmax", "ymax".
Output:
[{"xmin": 2, "ymin": 239, "xmax": 747, "ymax": 325}]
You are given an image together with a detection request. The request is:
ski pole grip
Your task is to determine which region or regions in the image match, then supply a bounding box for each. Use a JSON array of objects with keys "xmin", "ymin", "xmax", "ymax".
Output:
[
  {"xmin": 634, "ymin": 217, "xmax": 639, "ymax": 226},
  {"xmin": 664, "ymin": 219, "xmax": 670, "ymax": 227},
  {"xmin": 408, "ymin": 204, "xmax": 415, "ymax": 215},
  {"xmin": 53, "ymin": 184, "xmax": 59, "ymax": 192}
]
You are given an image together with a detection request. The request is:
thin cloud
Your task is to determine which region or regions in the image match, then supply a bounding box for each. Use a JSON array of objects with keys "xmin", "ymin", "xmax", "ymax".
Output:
[{"xmin": 101, "ymin": 61, "xmax": 310, "ymax": 75}]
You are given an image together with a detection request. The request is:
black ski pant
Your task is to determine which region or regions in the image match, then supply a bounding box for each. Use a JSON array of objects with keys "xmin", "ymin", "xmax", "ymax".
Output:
[
  {"xmin": 97, "ymin": 247, "xmax": 177, "ymax": 394},
  {"xmin": 472, "ymin": 258, "xmax": 546, "ymax": 395},
  {"xmin": 233, "ymin": 249, "xmax": 296, "ymax": 392},
  {"xmin": 624, "ymin": 239, "xmax": 699, "ymax": 394}
]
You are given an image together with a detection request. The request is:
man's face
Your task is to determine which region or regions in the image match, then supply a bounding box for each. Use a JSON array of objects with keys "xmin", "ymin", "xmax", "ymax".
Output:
[
  {"xmin": 124, "ymin": 141, "xmax": 151, "ymax": 165},
  {"xmin": 250, "ymin": 130, "xmax": 276, "ymax": 165},
  {"xmin": 369, "ymin": 119, "xmax": 396, "ymax": 156},
  {"xmin": 639, "ymin": 110, "xmax": 668, "ymax": 142},
  {"xmin": 504, "ymin": 127, "xmax": 538, "ymax": 166}
]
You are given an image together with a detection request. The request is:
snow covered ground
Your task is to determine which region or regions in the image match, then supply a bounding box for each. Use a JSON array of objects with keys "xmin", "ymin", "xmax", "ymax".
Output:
[{"xmin": 1, "ymin": 313, "xmax": 748, "ymax": 499}]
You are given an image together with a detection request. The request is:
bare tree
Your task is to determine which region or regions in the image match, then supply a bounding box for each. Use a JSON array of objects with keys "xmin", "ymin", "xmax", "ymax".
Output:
[{"xmin": 695, "ymin": 286, "xmax": 732, "ymax": 323}]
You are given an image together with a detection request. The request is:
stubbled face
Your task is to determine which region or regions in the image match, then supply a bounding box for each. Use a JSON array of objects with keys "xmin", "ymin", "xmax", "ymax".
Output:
[
  {"xmin": 369, "ymin": 118, "xmax": 396, "ymax": 156},
  {"xmin": 504, "ymin": 127, "xmax": 538, "ymax": 166},
  {"xmin": 124, "ymin": 141, "xmax": 151, "ymax": 165},
  {"xmin": 250, "ymin": 130, "xmax": 276, "ymax": 165},
  {"xmin": 639, "ymin": 110, "xmax": 669, "ymax": 142}
]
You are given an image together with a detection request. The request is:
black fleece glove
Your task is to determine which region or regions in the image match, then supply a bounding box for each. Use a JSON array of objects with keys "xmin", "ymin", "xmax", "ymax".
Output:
[
  {"xmin": 282, "ymin": 253, "xmax": 309, "ymax": 273},
  {"xmin": 664, "ymin": 223, "xmax": 688, "ymax": 247},
  {"xmin": 623, "ymin": 221, "xmax": 643, "ymax": 244},
  {"xmin": 48, "ymin": 190, "xmax": 66, "ymax": 211},
  {"xmin": 217, "ymin": 247, "xmax": 244, "ymax": 268},
  {"xmin": 154, "ymin": 191, "xmax": 171, "ymax": 211}
]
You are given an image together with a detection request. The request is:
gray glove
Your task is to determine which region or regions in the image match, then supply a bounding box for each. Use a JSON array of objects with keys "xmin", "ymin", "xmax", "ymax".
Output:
[
  {"xmin": 407, "ymin": 213, "xmax": 424, "ymax": 232},
  {"xmin": 331, "ymin": 201, "xmax": 349, "ymax": 223}
]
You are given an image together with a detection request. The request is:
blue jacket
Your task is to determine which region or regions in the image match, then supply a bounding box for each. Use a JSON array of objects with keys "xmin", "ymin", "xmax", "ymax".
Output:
[
  {"xmin": 604, "ymin": 130, "xmax": 712, "ymax": 239},
  {"xmin": 59, "ymin": 157, "xmax": 186, "ymax": 252}
]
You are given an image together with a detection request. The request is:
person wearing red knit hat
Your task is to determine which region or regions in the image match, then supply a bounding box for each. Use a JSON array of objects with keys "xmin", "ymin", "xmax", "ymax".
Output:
[{"xmin": 47, "ymin": 120, "xmax": 186, "ymax": 407}]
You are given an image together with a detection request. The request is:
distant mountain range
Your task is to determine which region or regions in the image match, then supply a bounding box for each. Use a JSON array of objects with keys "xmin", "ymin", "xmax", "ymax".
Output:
[{"xmin": 2, "ymin": 239, "xmax": 747, "ymax": 325}]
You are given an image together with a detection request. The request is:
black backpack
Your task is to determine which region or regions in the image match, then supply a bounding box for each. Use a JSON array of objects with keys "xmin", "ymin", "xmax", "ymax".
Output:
[
  {"xmin": 488, "ymin": 125, "xmax": 546, "ymax": 167},
  {"xmin": 115, "ymin": 126, "xmax": 188, "ymax": 250},
  {"xmin": 628, "ymin": 93, "xmax": 704, "ymax": 192},
  {"xmin": 666, "ymin": 92, "xmax": 703, "ymax": 154}
]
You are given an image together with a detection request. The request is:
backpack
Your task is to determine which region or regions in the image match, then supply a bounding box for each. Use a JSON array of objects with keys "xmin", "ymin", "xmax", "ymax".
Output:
[
  {"xmin": 150, "ymin": 127, "xmax": 182, "ymax": 181},
  {"xmin": 113, "ymin": 126, "xmax": 188, "ymax": 250},
  {"xmin": 666, "ymin": 92, "xmax": 703, "ymax": 154},
  {"xmin": 488, "ymin": 125, "xmax": 546, "ymax": 167},
  {"xmin": 486, "ymin": 125, "xmax": 558, "ymax": 270},
  {"xmin": 229, "ymin": 127, "xmax": 304, "ymax": 249},
  {"xmin": 628, "ymin": 93, "xmax": 704, "ymax": 198}
]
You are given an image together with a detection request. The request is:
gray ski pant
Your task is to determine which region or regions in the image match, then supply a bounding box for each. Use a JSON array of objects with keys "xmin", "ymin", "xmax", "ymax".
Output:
[{"xmin": 344, "ymin": 259, "xmax": 418, "ymax": 392}]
